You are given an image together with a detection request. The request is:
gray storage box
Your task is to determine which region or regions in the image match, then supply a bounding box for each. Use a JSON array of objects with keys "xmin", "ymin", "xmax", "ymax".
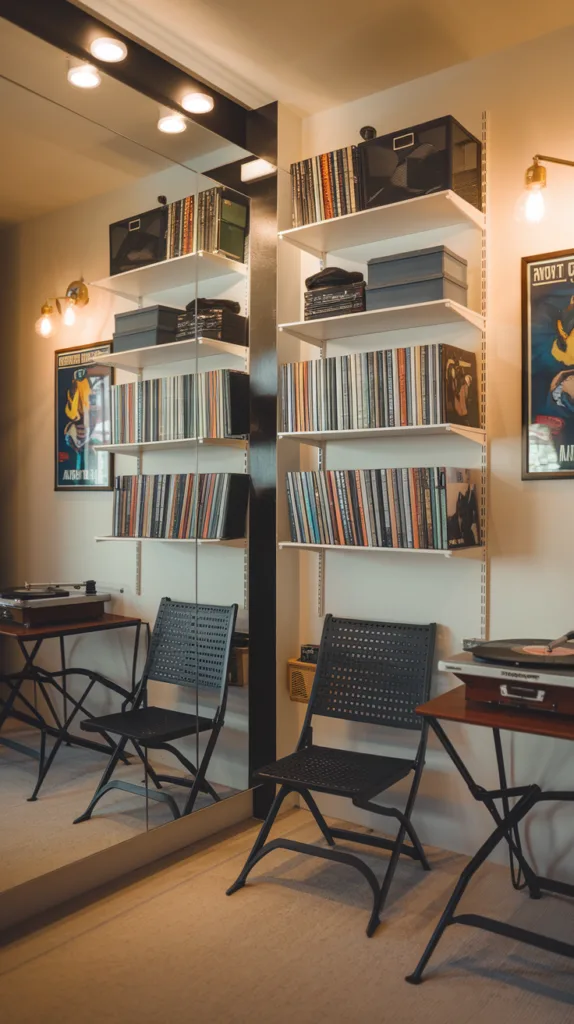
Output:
[
  {"xmin": 366, "ymin": 275, "xmax": 467, "ymax": 311},
  {"xmin": 367, "ymin": 246, "xmax": 467, "ymax": 289},
  {"xmin": 114, "ymin": 304, "xmax": 180, "ymax": 335},
  {"xmin": 112, "ymin": 326, "xmax": 176, "ymax": 352}
]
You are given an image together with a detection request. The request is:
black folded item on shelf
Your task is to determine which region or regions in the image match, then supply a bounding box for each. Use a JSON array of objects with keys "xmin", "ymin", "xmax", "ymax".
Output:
[
  {"xmin": 304, "ymin": 281, "xmax": 366, "ymax": 321},
  {"xmin": 176, "ymin": 307, "xmax": 248, "ymax": 345},
  {"xmin": 185, "ymin": 297, "xmax": 241, "ymax": 315},
  {"xmin": 305, "ymin": 267, "xmax": 364, "ymax": 290}
]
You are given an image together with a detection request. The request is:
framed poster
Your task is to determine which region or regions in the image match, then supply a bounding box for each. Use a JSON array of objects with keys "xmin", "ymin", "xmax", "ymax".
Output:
[
  {"xmin": 55, "ymin": 342, "xmax": 113, "ymax": 490},
  {"xmin": 522, "ymin": 249, "xmax": 574, "ymax": 479}
]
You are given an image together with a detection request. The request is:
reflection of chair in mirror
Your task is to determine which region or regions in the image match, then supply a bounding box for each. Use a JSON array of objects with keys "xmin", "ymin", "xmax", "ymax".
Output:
[
  {"xmin": 74, "ymin": 598, "xmax": 237, "ymax": 824},
  {"xmin": 227, "ymin": 614, "xmax": 436, "ymax": 937}
]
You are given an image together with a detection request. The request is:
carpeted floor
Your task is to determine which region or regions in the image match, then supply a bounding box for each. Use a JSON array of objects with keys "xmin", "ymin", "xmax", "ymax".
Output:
[
  {"xmin": 0, "ymin": 808, "xmax": 573, "ymax": 1023},
  {"xmin": 0, "ymin": 732, "xmax": 238, "ymax": 891}
]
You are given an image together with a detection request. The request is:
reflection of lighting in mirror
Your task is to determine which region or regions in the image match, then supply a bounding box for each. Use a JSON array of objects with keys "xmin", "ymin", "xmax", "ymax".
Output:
[
  {"xmin": 158, "ymin": 111, "xmax": 187, "ymax": 134},
  {"xmin": 241, "ymin": 159, "xmax": 277, "ymax": 182},
  {"xmin": 35, "ymin": 303, "xmax": 55, "ymax": 338},
  {"xmin": 181, "ymin": 92, "xmax": 214, "ymax": 114},
  {"xmin": 90, "ymin": 37, "xmax": 127, "ymax": 62},
  {"xmin": 67, "ymin": 63, "xmax": 101, "ymax": 89}
]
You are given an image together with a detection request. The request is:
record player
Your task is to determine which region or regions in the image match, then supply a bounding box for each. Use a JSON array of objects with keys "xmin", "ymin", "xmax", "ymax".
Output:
[
  {"xmin": 0, "ymin": 580, "xmax": 111, "ymax": 627},
  {"xmin": 440, "ymin": 632, "xmax": 574, "ymax": 716}
]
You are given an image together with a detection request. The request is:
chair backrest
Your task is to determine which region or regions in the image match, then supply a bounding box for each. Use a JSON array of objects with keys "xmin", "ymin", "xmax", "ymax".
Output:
[
  {"xmin": 306, "ymin": 615, "xmax": 436, "ymax": 732},
  {"xmin": 144, "ymin": 598, "xmax": 237, "ymax": 703}
]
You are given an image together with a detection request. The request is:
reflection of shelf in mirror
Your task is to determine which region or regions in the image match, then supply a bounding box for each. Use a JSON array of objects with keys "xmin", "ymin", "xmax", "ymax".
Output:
[
  {"xmin": 95, "ymin": 536, "xmax": 246, "ymax": 547},
  {"xmin": 278, "ymin": 424, "xmax": 485, "ymax": 446},
  {"xmin": 278, "ymin": 190, "xmax": 484, "ymax": 258},
  {"xmin": 91, "ymin": 250, "xmax": 247, "ymax": 299},
  {"xmin": 278, "ymin": 542, "xmax": 484, "ymax": 559},
  {"xmin": 95, "ymin": 437, "xmax": 248, "ymax": 456},
  {"xmin": 94, "ymin": 337, "xmax": 248, "ymax": 373},
  {"xmin": 279, "ymin": 300, "xmax": 484, "ymax": 345}
]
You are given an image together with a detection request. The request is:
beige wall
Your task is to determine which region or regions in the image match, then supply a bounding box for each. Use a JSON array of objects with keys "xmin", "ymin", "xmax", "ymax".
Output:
[{"xmin": 287, "ymin": 27, "xmax": 574, "ymax": 872}]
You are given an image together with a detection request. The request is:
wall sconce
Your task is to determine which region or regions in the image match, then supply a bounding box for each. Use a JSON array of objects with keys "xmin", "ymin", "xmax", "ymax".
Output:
[
  {"xmin": 522, "ymin": 153, "xmax": 574, "ymax": 223},
  {"xmin": 35, "ymin": 280, "xmax": 89, "ymax": 337}
]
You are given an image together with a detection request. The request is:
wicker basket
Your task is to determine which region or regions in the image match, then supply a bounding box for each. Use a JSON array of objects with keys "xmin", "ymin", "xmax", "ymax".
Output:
[{"xmin": 287, "ymin": 658, "xmax": 316, "ymax": 703}]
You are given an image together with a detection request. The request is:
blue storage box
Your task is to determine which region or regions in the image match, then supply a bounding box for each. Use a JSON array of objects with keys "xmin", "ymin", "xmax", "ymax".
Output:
[
  {"xmin": 366, "ymin": 276, "xmax": 467, "ymax": 311},
  {"xmin": 367, "ymin": 245, "xmax": 467, "ymax": 289}
]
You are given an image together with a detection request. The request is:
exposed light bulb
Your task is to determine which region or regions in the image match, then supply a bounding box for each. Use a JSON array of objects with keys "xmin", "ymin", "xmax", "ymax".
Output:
[
  {"xmin": 181, "ymin": 92, "xmax": 214, "ymax": 115},
  {"xmin": 524, "ymin": 187, "xmax": 545, "ymax": 224},
  {"xmin": 67, "ymin": 63, "xmax": 101, "ymax": 89},
  {"xmin": 63, "ymin": 302, "xmax": 76, "ymax": 327},
  {"xmin": 90, "ymin": 37, "xmax": 127, "ymax": 62},
  {"xmin": 35, "ymin": 304, "xmax": 55, "ymax": 338},
  {"xmin": 158, "ymin": 112, "xmax": 187, "ymax": 134}
]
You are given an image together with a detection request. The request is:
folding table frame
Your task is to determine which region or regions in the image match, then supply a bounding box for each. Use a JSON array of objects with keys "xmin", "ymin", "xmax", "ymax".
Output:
[
  {"xmin": 406, "ymin": 686, "xmax": 574, "ymax": 984},
  {"xmin": 0, "ymin": 615, "xmax": 144, "ymax": 800}
]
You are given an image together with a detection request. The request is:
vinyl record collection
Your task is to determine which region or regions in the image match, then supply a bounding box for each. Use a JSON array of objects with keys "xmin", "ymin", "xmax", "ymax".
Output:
[
  {"xmin": 280, "ymin": 344, "xmax": 479, "ymax": 432},
  {"xmin": 110, "ymin": 370, "xmax": 249, "ymax": 444},
  {"xmin": 286, "ymin": 467, "xmax": 481, "ymax": 550},
  {"xmin": 113, "ymin": 473, "xmax": 249, "ymax": 539},
  {"xmin": 291, "ymin": 146, "xmax": 361, "ymax": 227},
  {"xmin": 165, "ymin": 188, "xmax": 242, "ymax": 259},
  {"xmin": 166, "ymin": 195, "xmax": 195, "ymax": 260}
]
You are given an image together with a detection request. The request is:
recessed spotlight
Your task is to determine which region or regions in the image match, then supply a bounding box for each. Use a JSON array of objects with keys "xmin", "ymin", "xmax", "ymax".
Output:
[
  {"xmin": 67, "ymin": 62, "xmax": 101, "ymax": 89},
  {"xmin": 90, "ymin": 37, "xmax": 128, "ymax": 62},
  {"xmin": 158, "ymin": 112, "xmax": 187, "ymax": 134},
  {"xmin": 181, "ymin": 92, "xmax": 214, "ymax": 115}
]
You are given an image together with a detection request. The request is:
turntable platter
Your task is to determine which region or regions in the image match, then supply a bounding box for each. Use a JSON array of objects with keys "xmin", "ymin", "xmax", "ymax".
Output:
[
  {"xmin": 0, "ymin": 586, "xmax": 70, "ymax": 601},
  {"xmin": 472, "ymin": 639, "xmax": 574, "ymax": 668}
]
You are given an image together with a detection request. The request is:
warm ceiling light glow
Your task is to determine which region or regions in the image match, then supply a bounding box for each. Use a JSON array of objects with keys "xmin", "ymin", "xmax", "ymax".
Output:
[
  {"xmin": 158, "ymin": 112, "xmax": 187, "ymax": 134},
  {"xmin": 90, "ymin": 37, "xmax": 128, "ymax": 62},
  {"xmin": 241, "ymin": 158, "xmax": 276, "ymax": 182},
  {"xmin": 35, "ymin": 303, "xmax": 55, "ymax": 338},
  {"xmin": 181, "ymin": 92, "xmax": 214, "ymax": 115},
  {"xmin": 67, "ymin": 63, "xmax": 101, "ymax": 89}
]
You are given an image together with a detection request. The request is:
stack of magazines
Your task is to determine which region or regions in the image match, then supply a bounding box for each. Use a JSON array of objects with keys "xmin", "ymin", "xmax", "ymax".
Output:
[
  {"xmin": 290, "ymin": 146, "xmax": 361, "ymax": 227},
  {"xmin": 113, "ymin": 473, "xmax": 249, "ymax": 540},
  {"xmin": 280, "ymin": 344, "xmax": 479, "ymax": 432},
  {"xmin": 286, "ymin": 468, "xmax": 481, "ymax": 550},
  {"xmin": 111, "ymin": 370, "xmax": 249, "ymax": 444}
]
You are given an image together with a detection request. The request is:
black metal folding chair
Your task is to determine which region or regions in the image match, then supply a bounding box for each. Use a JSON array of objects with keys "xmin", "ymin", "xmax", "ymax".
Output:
[
  {"xmin": 74, "ymin": 599, "xmax": 237, "ymax": 823},
  {"xmin": 227, "ymin": 614, "xmax": 436, "ymax": 936}
]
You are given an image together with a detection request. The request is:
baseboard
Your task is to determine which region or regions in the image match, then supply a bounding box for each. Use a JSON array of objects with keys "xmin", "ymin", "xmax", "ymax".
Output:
[{"xmin": 0, "ymin": 789, "xmax": 253, "ymax": 932}]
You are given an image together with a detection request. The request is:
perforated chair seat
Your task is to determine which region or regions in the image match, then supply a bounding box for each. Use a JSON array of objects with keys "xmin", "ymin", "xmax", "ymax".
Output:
[
  {"xmin": 255, "ymin": 745, "xmax": 415, "ymax": 800},
  {"xmin": 80, "ymin": 706, "xmax": 214, "ymax": 743}
]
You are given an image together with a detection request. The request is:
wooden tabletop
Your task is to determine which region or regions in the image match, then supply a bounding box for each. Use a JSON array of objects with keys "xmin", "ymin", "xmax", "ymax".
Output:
[
  {"xmin": 417, "ymin": 685, "xmax": 574, "ymax": 741},
  {"xmin": 0, "ymin": 613, "xmax": 141, "ymax": 642}
]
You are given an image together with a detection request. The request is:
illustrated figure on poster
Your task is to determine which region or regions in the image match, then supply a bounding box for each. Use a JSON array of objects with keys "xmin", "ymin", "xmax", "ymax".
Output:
[
  {"xmin": 55, "ymin": 342, "xmax": 112, "ymax": 490},
  {"xmin": 523, "ymin": 251, "xmax": 574, "ymax": 477}
]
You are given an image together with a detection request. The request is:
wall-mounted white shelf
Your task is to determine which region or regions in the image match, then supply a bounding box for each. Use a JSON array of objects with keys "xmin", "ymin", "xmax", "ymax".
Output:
[
  {"xmin": 279, "ymin": 300, "xmax": 484, "ymax": 345},
  {"xmin": 278, "ymin": 424, "xmax": 485, "ymax": 446},
  {"xmin": 95, "ymin": 436, "xmax": 248, "ymax": 456},
  {"xmin": 278, "ymin": 541, "xmax": 483, "ymax": 559},
  {"xmin": 279, "ymin": 190, "xmax": 484, "ymax": 258},
  {"xmin": 94, "ymin": 337, "xmax": 248, "ymax": 374},
  {"xmin": 95, "ymin": 536, "xmax": 246, "ymax": 547},
  {"xmin": 91, "ymin": 250, "xmax": 247, "ymax": 300}
]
